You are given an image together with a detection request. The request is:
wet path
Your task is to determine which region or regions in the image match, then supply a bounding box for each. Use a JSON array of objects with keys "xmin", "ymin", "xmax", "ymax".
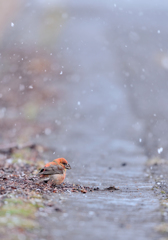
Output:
[
  {"xmin": 39, "ymin": 155, "xmax": 160, "ymax": 240},
  {"xmin": 35, "ymin": 1, "xmax": 168, "ymax": 239}
]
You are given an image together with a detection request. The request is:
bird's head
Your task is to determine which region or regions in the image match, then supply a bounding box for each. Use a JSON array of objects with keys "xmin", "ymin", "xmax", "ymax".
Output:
[{"xmin": 54, "ymin": 158, "xmax": 71, "ymax": 170}]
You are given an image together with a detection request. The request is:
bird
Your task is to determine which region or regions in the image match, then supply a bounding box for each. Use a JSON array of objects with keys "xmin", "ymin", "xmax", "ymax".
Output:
[{"xmin": 37, "ymin": 158, "xmax": 71, "ymax": 185}]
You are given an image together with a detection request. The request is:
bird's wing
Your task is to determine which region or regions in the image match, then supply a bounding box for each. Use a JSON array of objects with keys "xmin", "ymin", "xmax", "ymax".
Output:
[{"xmin": 38, "ymin": 165, "xmax": 64, "ymax": 175}]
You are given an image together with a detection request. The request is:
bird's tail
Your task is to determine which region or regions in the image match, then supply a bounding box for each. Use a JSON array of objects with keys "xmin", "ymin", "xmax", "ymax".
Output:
[{"xmin": 28, "ymin": 175, "xmax": 50, "ymax": 183}]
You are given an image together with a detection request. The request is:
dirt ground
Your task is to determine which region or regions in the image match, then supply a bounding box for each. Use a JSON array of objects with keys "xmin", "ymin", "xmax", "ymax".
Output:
[{"xmin": 1, "ymin": 1, "xmax": 168, "ymax": 240}]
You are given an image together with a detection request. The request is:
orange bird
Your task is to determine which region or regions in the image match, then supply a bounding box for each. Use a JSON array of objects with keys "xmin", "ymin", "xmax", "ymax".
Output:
[{"xmin": 37, "ymin": 158, "xmax": 71, "ymax": 185}]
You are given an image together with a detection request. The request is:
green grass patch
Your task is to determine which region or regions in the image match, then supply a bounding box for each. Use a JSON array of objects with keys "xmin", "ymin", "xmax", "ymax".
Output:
[{"xmin": 0, "ymin": 197, "xmax": 41, "ymax": 230}]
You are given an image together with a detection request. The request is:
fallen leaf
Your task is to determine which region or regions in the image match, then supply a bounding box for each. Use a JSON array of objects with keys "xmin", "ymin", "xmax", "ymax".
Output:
[
  {"xmin": 104, "ymin": 186, "xmax": 119, "ymax": 191},
  {"xmin": 81, "ymin": 189, "xmax": 87, "ymax": 193}
]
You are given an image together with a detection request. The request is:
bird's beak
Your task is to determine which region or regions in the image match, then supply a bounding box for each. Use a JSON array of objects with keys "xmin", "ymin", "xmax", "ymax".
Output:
[{"xmin": 65, "ymin": 164, "xmax": 71, "ymax": 169}]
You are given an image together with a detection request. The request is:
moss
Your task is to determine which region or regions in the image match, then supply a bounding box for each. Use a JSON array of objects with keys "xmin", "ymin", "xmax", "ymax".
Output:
[
  {"xmin": 11, "ymin": 149, "xmax": 32, "ymax": 165},
  {"xmin": 0, "ymin": 216, "xmax": 39, "ymax": 229},
  {"xmin": 0, "ymin": 198, "xmax": 41, "ymax": 230},
  {"xmin": 1, "ymin": 199, "xmax": 35, "ymax": 217}
]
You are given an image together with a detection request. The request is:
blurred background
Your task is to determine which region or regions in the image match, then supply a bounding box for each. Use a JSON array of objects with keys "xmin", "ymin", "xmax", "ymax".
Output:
[
  {"xmin": 1, "ymin": 0, "xmax": 168, "ymax": 239},
  {"xmin": 1, "ymin": 0, "xmax": 168, "ymax": 161}
]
